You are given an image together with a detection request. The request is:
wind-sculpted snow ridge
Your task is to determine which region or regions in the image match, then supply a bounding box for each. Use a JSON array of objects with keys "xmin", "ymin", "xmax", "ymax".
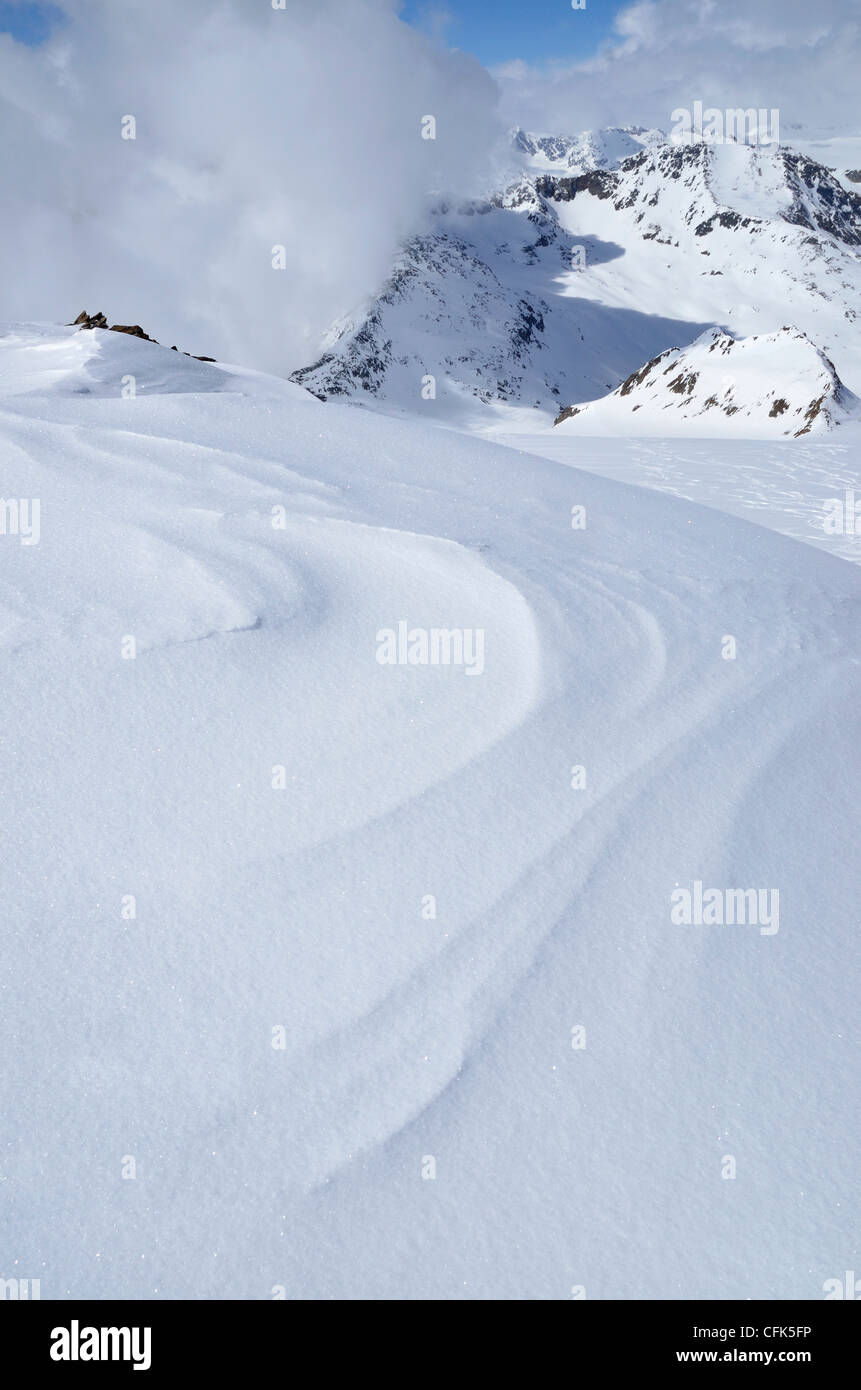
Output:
[
  {"xmin": 553, "ymin": 326, "xmax": 861, "ymax": 437},
  {"xmin": 291, "ymin": 135, "xmax": 861, "ymax": 433},
  {"xmin": 0, "ymin": 321, "xmax": 235, "ymax": 400},
  {"xmin": 2, "ymin": 324, "xmax": 860, "ymax": 1299}
]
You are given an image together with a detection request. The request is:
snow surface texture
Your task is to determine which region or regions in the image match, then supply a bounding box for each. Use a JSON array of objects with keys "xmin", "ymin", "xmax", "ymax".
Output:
[
  {"xmin": 2, "ymin": 323, "xmax": 860, "ymax": 1299},
  {"xmin": 292, "ymin": 136, "xmax": 861, "ymax": 437}
]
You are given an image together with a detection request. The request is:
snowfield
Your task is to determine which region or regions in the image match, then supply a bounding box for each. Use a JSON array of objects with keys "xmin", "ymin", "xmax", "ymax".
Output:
[
  {"xmin": 491, "ymin": 426, "xmax": 861, "ymax": 568},
  {"xmin": 2, "ymin": 323, "xmax": 860, "ymax": 1300}
]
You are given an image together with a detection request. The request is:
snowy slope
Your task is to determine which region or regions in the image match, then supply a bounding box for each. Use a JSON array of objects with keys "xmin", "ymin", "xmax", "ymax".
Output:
[
  {"xmin": 784, "ymin": 128, "xmax": 861, "ymax": 194},
  {"xmin": 292, "ymin": 135, "xmax": 861, "ymax": 433},
  {"xmin": 553, "ymin": 327, "xmax": 861, "ymax": 438},
  {"xmin": 492, "ymin": 425, "xmax": 861, "ymax": 568},
  {"xmin": 2, "ymin": 322, "xmax": 860, "ymax": 1300}
]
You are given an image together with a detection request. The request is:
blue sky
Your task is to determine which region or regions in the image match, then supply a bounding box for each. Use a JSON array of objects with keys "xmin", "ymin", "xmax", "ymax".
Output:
[
  {"xmin": 0, "ymin": 1, "xmax": 621, "ymax": 65},
  {"xmin": 399, "ymin": 0, "xmax": 621, "ymax": 67},
  {"xmin": 0, "ymin": 1, "xmax": 63, "ymax": 45}
]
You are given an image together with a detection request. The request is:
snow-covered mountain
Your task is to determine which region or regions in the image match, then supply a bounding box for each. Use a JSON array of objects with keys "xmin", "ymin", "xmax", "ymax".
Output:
[
  {"xmin": 554, "ymin": 326, "xmax": 861, "ymax": 437},
  {"xmin": 511, "ymin": 125, "xmax": 665, "ymax": 172},
  {"xmin": 3, "ymin": 320, "xmax": 861, "ymax": 1299},
  {"xmin": 292, "ymin": 134, "xmax": 861, "ymax": 436}
]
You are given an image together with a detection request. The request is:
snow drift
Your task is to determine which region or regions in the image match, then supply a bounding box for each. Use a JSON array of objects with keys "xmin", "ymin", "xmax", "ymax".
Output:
[{"xmin": 2, "ymin": 321, "xmax": 860, "ymax": 1299}]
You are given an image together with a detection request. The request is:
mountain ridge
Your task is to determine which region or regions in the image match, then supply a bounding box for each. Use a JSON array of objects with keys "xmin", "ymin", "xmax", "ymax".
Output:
[
  {"xmin": 553, "ymin": 325, "xmax": 861, "ymax": 437},
  {"xmin": 291, "ymin": 132, "xmax": 861, "ymax": 436}
]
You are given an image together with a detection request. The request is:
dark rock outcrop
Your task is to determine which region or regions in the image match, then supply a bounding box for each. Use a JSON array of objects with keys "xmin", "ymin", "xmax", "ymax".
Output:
[
  {"xmin": 71, "ymin": 310, "xmax": 108, "ymax": 329},
  {"xmin": 107, "ymin": 323, "xmax": 157, "ymax": 342},
  {"xmin": 68, "ymin": 311, "xmax": 215, "ymax": 362}
]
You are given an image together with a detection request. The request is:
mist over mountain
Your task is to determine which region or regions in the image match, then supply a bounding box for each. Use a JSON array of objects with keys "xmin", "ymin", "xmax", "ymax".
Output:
[
  {"xmin": 292, "ymin": 130, "xmax": 861, "ymax": 436},
  {"xmin": 0, "ymin": 0, "xmax": 503, "ymax": 374}
]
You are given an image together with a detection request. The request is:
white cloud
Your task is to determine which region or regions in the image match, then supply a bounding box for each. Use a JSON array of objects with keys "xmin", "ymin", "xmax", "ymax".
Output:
[
  {"xmin": 0, "ymin": 0, "xmax": 502, "ymax": 373},
  {"xmin": 495, "ymin": 0, "xmax": 861, "ymax": 138}
]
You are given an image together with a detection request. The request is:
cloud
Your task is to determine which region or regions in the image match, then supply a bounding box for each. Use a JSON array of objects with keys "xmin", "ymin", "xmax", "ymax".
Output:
[
  {"xmin": 494, "ymin": 0, "xmax": 861, "ymax": 138},
  {"xmin": 0, "ymin": 0, "xmax": 502, "ymax": 373}
]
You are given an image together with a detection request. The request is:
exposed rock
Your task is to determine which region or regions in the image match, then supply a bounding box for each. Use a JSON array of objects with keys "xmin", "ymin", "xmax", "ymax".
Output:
[
  {"xmin": 533, "ymin": 170, "xmax": 618, "ymax": 203},
  {"xmin": 619, "ymin": 353, "xmax": 666, "ymax": 396},
  {"xmin": 779, "ymin": 152, "xmax": 861, "ymax": 247},
  {"xmin": 69, "ymin": 311, "xmax": 215, "ymax": 362},
  {"xmin": 108, "ymin": 323, "xmax": 156, "ymax": 342},
  {"xmin": 70, "ymin": 310, "xmax": 108, "ymax": 330},
  {"xmin": 667, "ymin": 371, "xmax": 698, "ymax": 395},
  {"xmin": 695, "ymin": 210, "xmax": 755, "ymax": 237}
]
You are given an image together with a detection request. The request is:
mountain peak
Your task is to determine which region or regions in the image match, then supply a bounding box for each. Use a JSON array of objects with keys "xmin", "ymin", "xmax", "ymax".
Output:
[{"xmin": 554, "ymin": 325, "xmax": 859, "ymax": 437}]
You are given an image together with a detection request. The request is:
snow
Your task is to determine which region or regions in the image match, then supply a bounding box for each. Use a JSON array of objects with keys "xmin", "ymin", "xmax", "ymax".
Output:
[
  {"xmin": 294, "ymin": 135, "xmax": 861, "ymax": 436},
  {"xmin": 705, "ymin": 143, "xmax": 794, "ymax": 220},
  {"xmin": 513, "ymin": 126, "xmax": 666, "ymax": 173},
  {"xmin": 2, "ymin": 322, "xmax": 860, "ymax": 1299},
  {"xmin": 552, "ymin": 327, "xmax": 860, "ymax": 438},
  {"xmin": 545, "ymin": 147, "xmax": 861, "ymax": 396},
  {"xmin": 493, "ymin": 424, "xmax": 861, "ymax": 565},
  {"xmin": 786, "ymin": 130, "xmax": 861, "ymax": 193}
]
